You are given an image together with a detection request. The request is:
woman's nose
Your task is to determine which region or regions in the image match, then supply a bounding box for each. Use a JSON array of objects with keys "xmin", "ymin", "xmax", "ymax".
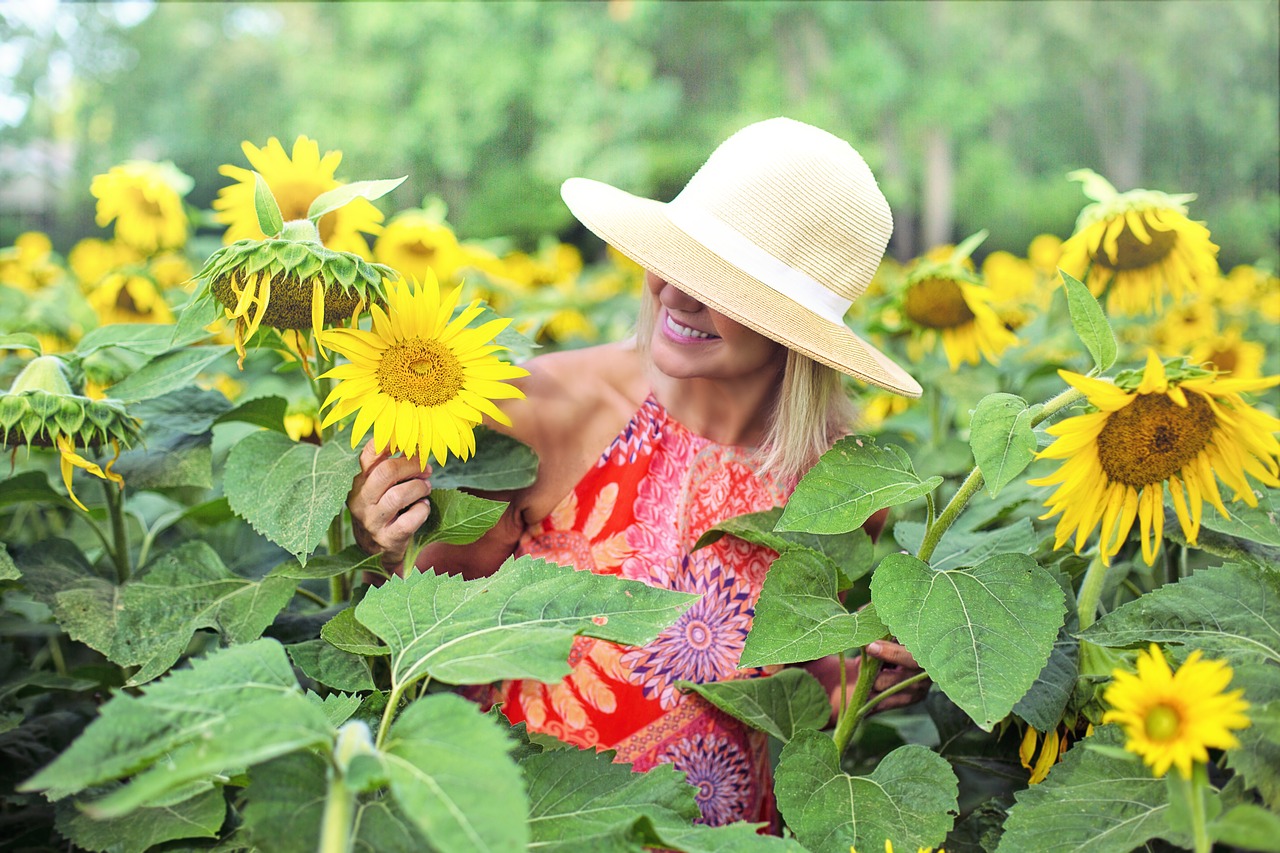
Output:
[{"xmin": 656, "ymin": 278, "xmax": 703, "ymax": 312}]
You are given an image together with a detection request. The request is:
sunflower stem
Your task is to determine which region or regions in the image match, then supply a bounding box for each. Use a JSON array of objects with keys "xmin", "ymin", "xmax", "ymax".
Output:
[
  {"xmin": 1176, "ymin": 763, "xmax": 1213, "ymax": 853},
  {"xmin": 855, "ymin": 670, "xmax": 931, "ymax": 718},
  {"xmin": 1076, "ymin": 554, "xmax": 1109, "ymax": 630},
  {"xmin": 1029, "ymin": 386, "xmax": 1086, "ymax": 428},
  {"xmin": 318, "ymin": 770, "xmax": 355, "ymax": 853},
  {"xmin": 102, "ymin": 479, "xmax": 131, "ymax": 584},
  {"xmin": 833, "ymin": 645, "xmax": 883, "ymax": 756},
  {"xmin": 919, "ymin": 467, "xmax": 984, "ymax": 564}
]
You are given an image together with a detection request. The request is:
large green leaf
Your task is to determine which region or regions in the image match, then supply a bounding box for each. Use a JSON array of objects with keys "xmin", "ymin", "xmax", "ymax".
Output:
[
  {"xmin": 74, "ymin": 322, "xmax": 212, "ymax": 358},
  {"xmin": 214, "ymin": 394, "xmax": 289, "ymax": 433},
  {"xmin": 419, "ymin": 488, "xmax": 507, "ymax": 546},
  {"xmin": 381, "ymin": 693, "xmax": 528, "ymax": 853},
  {"xmin": 997, "ymin": 725, "xmax": 1183, "ymax": 853},
  {"xmin": 53, "ymin": 540, "xmax": 296, "ymax": 685},
  {"xmin": 354, "ymin": 555, "xmax": 697, "ymax": 689},
  {"xmin": 223, "ymin": 430, "xmax": 361, "ymax": 561},
  {"xmin": 288, "ymin": 638, "xmax": 376, "ymax": 693},
  {"xmin": 678, "ymin": 667, "xmax": 830, "ymax": 743},
  {"xmin": 268, "ymin": 545, "xmax": 381, "ymax": 580},
  {"xmin": 0, "ymin": 542, "xmax": 18, "ymax": 581},
  {"xmin": 1194, "ymin": 486, "xmax": 1280, "ymax": 546},
  {"xmin": 21, "ymin": 639, "xmax": 333, "ymax": 816},
  {"xmin": 776, "ymin": 437, "xmax": 943, "ymax": 534},
  {"xmin": 1012, "ymin": 608, "xmax": 1081, "ymax": 732},
  {"xmin": 1059, "ymin": 269, "xmax": 1117, "ymax": 371},
  {"xmin": 892, "ymin": 518, "xmax": 1040, "ymax": 571},
  {"xmin": 253, "ymin": 170, "xmax": 284, "ymax": 236},
  {"xmin": 106, "ymin": 346, "xmax": 233, "ymax": 402},
  {"xmin": 0, "ymin": 470, "xmax": 77, "ymax": 511},
  {"xmin": 774, "ymin": 732, "xmax": 957, "ymax": 853},
  {"xmin": 694, "ymin": 506, "xmax": 875, "ymax": 585},
  {"xmin": 740, "ymin": 549, "xmax": 886, "ymax": 667},
  {"xmin": 423, "ymin": 426, "xmax": 538, "ymax": 491},
  {"xmin": 1081, "ymin": 562, "xmax": 1280, "ymax": 666},
  {"xmin": 54, "ymin": 786, "xmax": 226, "ymax": 853},
  {"xmin": 321, "ymin": 606, "xmax": 390, "ymax": 656},
  {"xmin": 1221, "ymin": 668, "xmax": 1280, "ymax": 809},
  {"xmin": 871, "ymin": 553, "xmax": 1065, "ymax": 730},
  {"xmin": 969, "ymin": 393, "xmax": 1040, "ymax": 498}
]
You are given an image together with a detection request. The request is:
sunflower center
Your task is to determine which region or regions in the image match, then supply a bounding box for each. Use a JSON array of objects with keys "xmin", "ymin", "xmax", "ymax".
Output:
[
  {"xmin": 407, "ymin": 241, "xmax": 437, "ymax": 260},
  {"xmin": 130, "ymin": 188, "xmax": 163, "ymax": 218},
  {"xmin": 376, "ymin": 338, "xmax": 465, "ymax": 407},
  {"xmin": 1094, "ymin": 212, "xmax": 1177, "ymax": 271},
  {"xmin": 903, "ymin": 277, "xmax": 976, "ymax": 329},
  {"xmin": 1144, "ymin": 703, "xmax": 1182, "ymax": 742},
  {"xmin": 1206, "ymin": 347, "xmax": 1238, "ymax": 374},
  {"xmin": 1096, "ymin": 391, "xmax": 1216, "ymax": 486}
]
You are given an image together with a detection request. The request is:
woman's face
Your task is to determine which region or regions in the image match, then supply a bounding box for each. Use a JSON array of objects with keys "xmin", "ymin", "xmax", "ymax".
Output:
[{"xmin": 645, "ymin": 271, "xmax": 785, "ymax": 382}]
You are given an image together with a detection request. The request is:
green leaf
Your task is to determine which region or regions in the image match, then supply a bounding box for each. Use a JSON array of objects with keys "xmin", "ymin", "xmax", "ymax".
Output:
[
  {"xmin": 253, "ymin": 171, "xmax": 284, "ymax": 237},
  {"xmin": 1210, "ymin": 802, "xmax": 1280, "ymax": 851},
  {"xmin": 129, "ymin": 385, "xmax": 232, "ymax": 435},
  {"xmin": 1013, "ymin": 607, "xmax": 1081, "ymax": 732},
  {"xmin": 0, "ymin": 469, "xmax": 77, "ymax": 511},
  {"xmin": 774, "ymin": 732, "xmax": 958, "ymax": 853},
  {"xmin": 321, "ymin": 606, "xmax": 390, "ymax": 656},
  {"xmin": 740, "ymin": 549, "xmax": 886, "ymax": 667},
  {"xmin": 224, "ymin": 430, "xmax": 361, "ymax": 561},
  {"xmin": 354, "ymin": 554, "xmax": 697, "ymax": 689},
  {"xmin": 871, "ymin": 553, "xmax": 1066, "ymax": 730},
  {"xmin": 0, "ymin": 543, "xmax": 18, "ymax": 581},
  {"xmin": 777, "ymin": 436, "xmax": 943, "ymax": 534},
  {"xmin": 893, "ymin": 518, "xmax": 1040, "ymax": 571},
  {"xmin": 997, "ymin": 725, "xmax": 1182, "ymax": 853},
  {"xmin": 307, "ymin": 177, "xmax": 406, "ymax": 222},
  {"xmin": 431, "ymin": 427, "xmax": 539, "ymax": 491},
  {"xmin": 678, "ymin": 668, "xmax": 830, "ymax": 743},
  {"xmin": 21, "ymin": 639, "xmax": 333, "ymax": 815},
  {"xmin": 268, "ymin": 545, "xmax": 380, "ymax": 580},
  {"xmin": 1223, "ymin": 691, "xmax": 1280, "ymax": 809},
  {"xmin": 0, "ymin": 332, "xmax": 42, "ymax": 353},
  {"xmin": 114, "ymin": 431, "xmax": 213, "ymax": 490},
  {"xmin": 694, "ymin": 506, "xmax": 875, "ymax": 585},
  {"xmin": 214, "ymin": 394, "xmax": 289, "ymax": 433},
  {"xmin": 288, "ymin": 639, "xmax": 375, "ymax": 693},
  {"xmin": 75, "ymin": 322, "xmax": 203, "ymax": 357},
  {"xmin": 1059, "ymin": 269, "xmax": 1117, "ymax": 371},
  {"xmin": 308, "ymin": 690, "xmax": 363, "ymax": 727},
  {"xmin": 419, "ymin": 488, "xmax": 507, "ymax": 546},
  {"xmin": 170, "ymin": 293, "xmax": 223, "ymax": 346},
  {"xmin": 381, "ymin": 693, "xmax": 528, "ymax": 853},
  {"xmin": 1081, "ymin": 562, "xmax": 1280, "ymax": 666},
  {"xmin": 106, "ymin": 346, "xmax": 233, "ymax": 402},
  {"xmin": 53, "ymin": 541, "xmax": 297, "ymax": 685},
  {"xmin": 654, "ymin": 823, "xmax": 807, "ymax": 852},
  {"xmin": 523, "ymin": 747, "xmax": 698, "ymax": 851},
  {"xmin": 55, "ymin": 786, "xmax": 226, "ymax": 853},
  {"xmin": 1195, "ymin": 486, "xmax": 1280, "ymax": 546},
  {"xmin": 970, "ymin": 393, "xmax": 1040, "ymax": 498}
]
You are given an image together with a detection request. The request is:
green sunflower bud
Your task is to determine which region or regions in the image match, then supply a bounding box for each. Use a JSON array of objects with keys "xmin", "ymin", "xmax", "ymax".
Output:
[{"xmin": 1, "ymin": 355, "xmax": 140, "ymax": 451}]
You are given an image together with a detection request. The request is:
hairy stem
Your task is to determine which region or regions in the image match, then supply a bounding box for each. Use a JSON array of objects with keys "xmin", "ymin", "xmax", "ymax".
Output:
[
  {"xmin": 318, "ymin": 772, "xmax": 355, "ymax": 853},
  {"xmin": 833, "ymin": 646, "xmax": 884, "ymax": 756},
  {"xmin": 102, "ymin": 480, "xmax": 131, "ymax": 584}
]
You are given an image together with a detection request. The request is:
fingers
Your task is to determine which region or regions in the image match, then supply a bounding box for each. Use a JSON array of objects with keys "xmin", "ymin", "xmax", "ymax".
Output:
[{"xmin": 865, "ymin": 639, "xmax": 920, "ymax": 671}]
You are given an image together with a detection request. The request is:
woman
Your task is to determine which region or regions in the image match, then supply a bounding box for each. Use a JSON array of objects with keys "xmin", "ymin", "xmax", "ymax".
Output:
[{"xmin": 348, "ymin": 117, "xmax": 928, "ymax": 827}]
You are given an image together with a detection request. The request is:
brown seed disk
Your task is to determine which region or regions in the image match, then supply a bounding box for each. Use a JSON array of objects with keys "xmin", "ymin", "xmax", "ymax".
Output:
[
  {"xmin": 1096, "ymin": 391, "xmax": 1215, "ymax": 486},
  {"xmin": 376, "ymin": 339, "xmax": 465, "ymax": 407},
  {"xmin": 210, "ymin": 270, "xmax": 364, "ymax": 330},
  {"xmin": 1093, "ymin": 214, "xmax": 1177, "ymax": 271},
  {"xmin": 903, "ymin": 276, "xmax": 976, "ymax": 329}
]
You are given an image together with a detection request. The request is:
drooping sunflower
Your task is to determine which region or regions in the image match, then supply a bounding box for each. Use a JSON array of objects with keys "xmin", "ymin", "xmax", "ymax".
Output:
[
  {"xmin": 898, "ymin": 236, "xmax": 1019, "ymax": 371},
  {"xmin": 373, "ymin": 209, "xmax": 464, "ymax": 286},
  {"xmin": 1102, "ymin": 644, "xmax": 1249, "ymax": 779},
  {"xmin": 1028, "ymin": 350, "xmax": 1280, "ymax": 566},
  {"xmin": 0, "ymin": 355, "xmax": 140, "ymax": 511},
  {"xmin": 317, "ymin": 274, "xmax": 529, "ymax": 467},
  {"xmin": 1058, "ymin": 169, "xmax": 1219, "ymax": 316},
  {"xmin": 213, "ymin": 136, "xmax": 383, "ymax": 256},
  {"xmin": 90, "ymin": 161, "xmax": 192, "ymax": 255}
]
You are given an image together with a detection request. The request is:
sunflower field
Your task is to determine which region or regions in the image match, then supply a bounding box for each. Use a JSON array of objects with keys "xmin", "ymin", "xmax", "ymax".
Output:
[{"xmin": 2, "ymin": 3, "xmax": 1279, "ymax": 853}]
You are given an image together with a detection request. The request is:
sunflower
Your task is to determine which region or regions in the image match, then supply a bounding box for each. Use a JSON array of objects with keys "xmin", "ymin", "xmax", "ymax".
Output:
[
  {"xmin": 1058, "ymin": 169, "xmax": 1219, "ymax": 316},
  {"xmin": 317, "ymin": 274, "xmax": 529, "ymax": 467},
  {"xmin": 0, "ymin": 231, "xmax": 61, "ymax": 292},
  {"xmin": 981, "ymin": 250, "xmax": 1044, "ymax": 331},
  {"xmin": 87, "ymin": 271, "xmax": 174, "ymax": 326},
  {"xmin": 1153, "ymin": 300, "xmax": 1218, "ymax": 354},
  {"xmin": 213, "ymin": 136, "xmax": 383, "ymax": 256},
  {"xmin": 90, "ymin": 161, "xmax": 191, "ymax": 254},
  {"xmin": 899, "ymin": 267, "xmax": 1018, "ymax": 371},
  {"xmin": 1189, "ymin": 328, "xmax": 1267, "ymax": 381},
  {"xmin": 1102, "ymin": 644, "xmax": 1249, "ymax": 779},
  {"xmin": 373, "ymin": 209, "xmax": 464, "ymax": 286},
  {"xmin": 1029, "ymin": 350, "xmax": 1280, "ymax": 566},
  {"xmin": 0, "ymin": 355, "xmax": 140, "ymax": 511},
  {"xmin": 67, "ymin": 238, "xmax": 143, "ymax": 291},
  {"xmin": 1027, "ymin": 233, "xmax": 1064, "ymax": 278}
]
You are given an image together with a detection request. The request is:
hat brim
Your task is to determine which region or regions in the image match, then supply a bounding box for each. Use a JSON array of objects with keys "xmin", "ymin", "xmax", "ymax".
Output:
[{"xmin": 562, "ymin": 177, "xmax": 923, "ymax": 398}]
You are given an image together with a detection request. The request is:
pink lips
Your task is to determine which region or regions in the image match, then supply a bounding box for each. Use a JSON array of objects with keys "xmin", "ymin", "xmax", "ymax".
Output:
[{"xmin": 661, "ymin": 310, "xmax": 720, "ymax": 344}]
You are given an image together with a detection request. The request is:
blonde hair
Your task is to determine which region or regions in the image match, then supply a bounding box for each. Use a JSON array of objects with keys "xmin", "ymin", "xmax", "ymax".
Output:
[{"xmin": 635, "ymin": 295, "xmax": 856, "ymax": 485}]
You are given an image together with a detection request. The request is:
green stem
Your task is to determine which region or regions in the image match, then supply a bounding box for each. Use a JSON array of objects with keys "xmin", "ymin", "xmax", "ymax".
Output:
[
  {"xmin": 375, "ymin": 681, "xmax": 410, "ymax": 751},
  {"xmin": 296, "ymin": 585, "xmax": 330, "ymax": 607},
  {"xmin": 102, "ymin": 480, "xmax": 131, "ymax": 584},
  {"xmin": 855, "ymin": 670, "xmax": 931, "ymax": 718},
  {"xmin": 328, "ymin": 514, "xmax": 349, "ymax": 604},
  {"xmin": 1029, "ymin": 386, "xmax": 1086, "ymax": 428},
  {"xmin": 833, "ymin": 646, "xmax": 884, "ymax": 755},
  {"xmin": 1076, "ymin": 555, "xmax": 1109, "ymax": 630},
  {"xmin": 1177, "ymin": 764, "xmax": 1212, "ymax": 853},
  {"xmin": 318, "ymin": 771, "xmax": 355, "ymax": 853},
  {"xmin": 918, "ymin": 467, "xmax": 984, "ymax": 564}
]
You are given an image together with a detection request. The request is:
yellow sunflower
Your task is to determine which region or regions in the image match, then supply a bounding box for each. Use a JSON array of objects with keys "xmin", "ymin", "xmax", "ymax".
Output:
[
  {"xmin": 981, "ymin": 250, "xmax": 1046, "ymax": 331},
  {"xmin": 0, "ymin": 231, "xmax": 61, "ymax": 292},
  {"xmin": 1029, "ymin": 350, "xmax": 1280, "ymax": 566},
  {"xmin": 374, "ymin": 209, "xmax": 464, "ymax": 285},
  {"xmin": 900, "ymin": 271, "xmax": 1018, "ymax": 371},
  {"xmin": 90, "ymin": 161, "xmax": 191, "ymax": 254},
  {"xmin": 1058, "ymin": 169, "xmax": 1219, "ymax": 316},
  {"xmin": 213, "ymin": 136, "xmax": 383, "ymax": 257},
  {"xmin": 1190, "ymin": 328, "xmax": 1267, "ymax": 381},
  {"xmin": 1027, "ymin": 233, "xmax": 1064, "ymax": 278},
  {"xmin": 87, "ymin": 272, "xmax": 174, "ymax": 326},
  {"xmin": 1102, "ymin": 644, "xmax": 1249, "ymax": 779},
  {"xmin": 317, "ymin": 274, "xmax": 529, "ymax": 467},
  {"xmin": 67, "ymin": 238, "xmax": 143, "ymax": 291},
  {"xmin": 1153, "ymin": 300, "xmax": 1218, "ymax": 354}
]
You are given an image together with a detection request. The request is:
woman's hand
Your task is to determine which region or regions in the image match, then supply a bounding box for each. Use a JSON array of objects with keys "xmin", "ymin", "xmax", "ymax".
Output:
[
  {"xmin": 348, "ymin": 440, "xmax": 433, "ymax": 573},
  {"xmin": 805, "ymin": 640, "xmax": 931, "ymax": 724}
]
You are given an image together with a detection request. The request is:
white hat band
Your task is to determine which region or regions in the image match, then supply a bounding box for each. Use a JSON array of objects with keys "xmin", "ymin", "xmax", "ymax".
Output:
[{"xmin": 664, "ymin": 201, "xmax": 853, "ymax": 326}]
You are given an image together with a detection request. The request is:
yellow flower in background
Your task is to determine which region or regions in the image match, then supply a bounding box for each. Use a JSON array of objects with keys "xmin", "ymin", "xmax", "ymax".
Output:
[
  {"xmin": 1103, "ymin": 644, "xmax": 1249, "ymax": 779},
  {"xmin": 1029, "ymin": 350, "xmax": 1280, "ymax": 566},
  {"xmin": 374, "ymin": 210, "xmax": 464, "ymax": 286},
  {"xmin": 1190, "ymin": 328, "xmax": 1267, "ymax": 381},
  {"xmin": 1153, "ymin": 300, "xmax": 1218, "ymax": 353},
  {"xmin": 317, "ymin": 273, "xmax": 529, "ymax": 467},
  {"xmin": 981, "ymin": 250, "xmax": 1046, "ymax": 331},
  {"xmin": 90, "ymin": 160, "xmax": 192, "ymax": 254},
  {"xmin": 1027, "ymin": 233, "xmax": 1064, "ymax": 277},
  {"xmin": 859, "ymin": 391, "xmax": 913, "ymax": 430},
  {"xmin": 68, "ymin": 238, "xmax": 143, "ymax": 290},
  {"xmin": 148, "ymin": 251, "xmax": 194, "ymax": 290},
  {"xmin": 900, "ymin": 273, "xmax": 1018, "ymax": 371},
  {"xmin": 87, "ymin": 272, "xmax": 174, "ymax": 326},
  {"xmin": 213, "ymin": 135, "xmax": 383, "ymax": 256},
  {"xmin": 1058, "ymin": 169, "xmax": 1219, "ymax": 315},
  {"xmin": 0, "ymin": 231, "xmax": 61, "ymax": 292}
]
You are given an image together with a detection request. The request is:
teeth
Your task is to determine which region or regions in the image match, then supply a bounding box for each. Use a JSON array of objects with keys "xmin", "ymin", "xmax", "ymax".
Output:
[{"xmin": 666, "ymin": 315, "xmax": 713, "ymax": 339}]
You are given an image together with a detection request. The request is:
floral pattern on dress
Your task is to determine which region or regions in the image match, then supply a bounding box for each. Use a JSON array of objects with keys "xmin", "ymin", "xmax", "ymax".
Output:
[{"xmin": 655, "ymin": 730, "xmax": 756, "ymax": 827}]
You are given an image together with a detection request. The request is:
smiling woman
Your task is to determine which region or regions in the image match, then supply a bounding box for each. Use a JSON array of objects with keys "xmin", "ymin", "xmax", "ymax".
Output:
[{"xmin": 346, "ymin": 117, "xmax": 932, "ymax": 828}]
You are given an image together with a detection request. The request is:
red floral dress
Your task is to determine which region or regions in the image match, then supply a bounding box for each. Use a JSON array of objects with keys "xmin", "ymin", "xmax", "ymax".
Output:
[{"xmin": 492, "ymin": 394, "xmax": 793, "ymax": 827}]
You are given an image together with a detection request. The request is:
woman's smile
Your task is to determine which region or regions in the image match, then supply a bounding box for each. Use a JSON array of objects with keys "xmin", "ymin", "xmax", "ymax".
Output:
[{"xmin": 663, "ymin": 311, "xmax": 721, "ymax": 343}]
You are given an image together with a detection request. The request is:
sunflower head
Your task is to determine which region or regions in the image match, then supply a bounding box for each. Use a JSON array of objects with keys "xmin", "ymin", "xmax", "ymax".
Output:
[
  {"xmin": 90, "ymin": 160, "xmax": 192, "ymax": 255},
  {"xmin": 88, "ymin": 270, "xmax": 175, "ymax": 326},
  {"xmin": 0, "ymin": 231, "xmax": 61, "ymax": 292},
  {"xmin": 373, "ymin": 208, "xmax": 464, "ymax": 286},
  {"xmin": 1059, "ymin": 170, "xmax": 1219, "ymax": 315},
  {"xmin": 1, "ymin": 355, "xmax": 140, "ymax": 510},
  {"xmin": 1102, "ymin": 644, "xmax": 1250, "ymax": 779}
]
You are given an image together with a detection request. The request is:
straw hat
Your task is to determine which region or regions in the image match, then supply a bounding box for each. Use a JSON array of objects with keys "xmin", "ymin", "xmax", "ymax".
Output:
[{"xmin": 561, "ymin": 116, "xmax": 922, "ymax": 398}]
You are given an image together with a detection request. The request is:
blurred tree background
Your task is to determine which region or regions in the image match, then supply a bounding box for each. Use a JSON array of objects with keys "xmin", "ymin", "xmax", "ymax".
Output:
[{"xmin": 1, "ymin": 0, "xmax": 1276, "ymax": 269}]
